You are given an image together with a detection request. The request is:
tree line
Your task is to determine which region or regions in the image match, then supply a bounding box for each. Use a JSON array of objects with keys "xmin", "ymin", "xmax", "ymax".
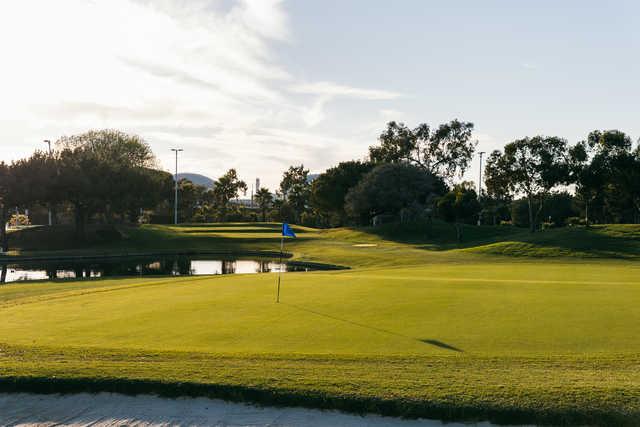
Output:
[
  {"xmin": 484, "ymin": 130, "xmax": 640, "ymax": 231},
  {"xmin": 1, "ymin": 124, "xmax": 639, "ymax": 251},
  {"xmin": 0, "ymin": 130, "xmax": 173, "ymax": 251},
  {"xmin": 269, "ymin": 122, "xmax": 640, "ymax": 236}
]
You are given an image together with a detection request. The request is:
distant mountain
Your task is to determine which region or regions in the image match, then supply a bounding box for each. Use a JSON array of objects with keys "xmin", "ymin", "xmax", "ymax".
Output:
[{"xmin": 177, "ymin": 173, "xmax": 215, "ymax": 188}]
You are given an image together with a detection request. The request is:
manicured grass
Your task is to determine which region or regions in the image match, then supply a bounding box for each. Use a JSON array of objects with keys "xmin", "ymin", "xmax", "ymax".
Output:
[
  {"xmin": 2, "ymin": 263, "xmax": 640, "ymax": 355},
  {"xmin": 1, "ymin": 222, "xmax": 640, "ymax": 425}
]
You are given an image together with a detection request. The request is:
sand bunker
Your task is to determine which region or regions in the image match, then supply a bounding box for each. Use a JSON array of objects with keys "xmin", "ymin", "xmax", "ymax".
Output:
[{"xmin": 0, "ymin": 392, "xmax": 504, "ymax": 426}]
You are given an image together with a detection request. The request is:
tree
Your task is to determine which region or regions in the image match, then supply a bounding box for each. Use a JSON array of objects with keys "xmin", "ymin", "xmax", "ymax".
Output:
[
  {"xmin": 570, "ymin": 130, "xmax": 638, "ymax": 224},
  {"xmin": 568, "ymin": 141, "xmax": 596, "ymax": 225},
  {"xmin": 368, "ymin": 119, "xmax": 476, "ymax": 181},
  {"xmin": 610, "ymin": 151, "xmax": 640, "ymax": 223},
  {"xmin": 481, "ymin": 150, "xmax": 513, "ymax": 226},
  {"xmin": 310, "ymin": 161, "xmax": 373, "ymax": 224},
  {"xmin": 121, "ymin": 168, "xmax": 174, "ymax": 223},
  {"xmin": 437, "ymin": 182, "xmax": 481, "ymax": 241},
  {"xmin": 52, "ymin": 129, "xmax": 161, "ymax": 237},
  {"xmin": 176, "ymin": 178, "xmax": 210, "ymax": 222},
  {"xmin": 0, "ymin": 162, "xmax": 17, "ymax": 252},
  {"xmin": 254, "ymin": 188, "xmax": 273, "ymax": 222},
  {"xmin": 57, "ymin": 129, "xmax": 156, "ymax": 169},
  {"xmin": 9, "ymin": 151, "xmax": 60, "ymax": 224},
  {"xmin": 212, "ymin": 169, "xmax": 247, "ymax": 221},
  {"xmin": 345, "ymin": 162, "xmax": 444, "ymax": 224},
  {"xmin": 279, "ymin": 165, "xmax": 310, "ymax": 222},
  {"xmin": 484, "ymin": 136, "xmax": 569, "ymax": 232},
  {"xmin": 511, "ymin": 192, "xmax": 578, "ymax": 228}
]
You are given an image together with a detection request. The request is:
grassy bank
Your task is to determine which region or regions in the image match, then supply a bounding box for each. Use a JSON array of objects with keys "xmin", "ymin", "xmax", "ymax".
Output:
[
  {"xmin": 1, "ymin": 222, "xmax": 640, "ymax": 425},
  {"xmin": 6, "ymin": 221, "xmax": 640, "ymax": 262}
]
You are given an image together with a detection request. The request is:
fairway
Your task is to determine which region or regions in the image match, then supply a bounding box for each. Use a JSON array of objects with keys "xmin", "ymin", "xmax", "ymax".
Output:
[{"xmin": 1, "ymin": 223, "xmax": 640, "ymax": 425}]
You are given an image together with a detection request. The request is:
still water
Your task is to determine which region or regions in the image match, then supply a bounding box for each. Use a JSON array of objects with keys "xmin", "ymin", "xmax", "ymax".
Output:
[{"xmin": 0, "ymin": 256, "xmax": 306, "ymax": 284}]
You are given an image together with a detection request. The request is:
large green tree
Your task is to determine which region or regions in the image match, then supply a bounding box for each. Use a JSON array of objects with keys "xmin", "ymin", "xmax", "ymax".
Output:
[
  {"xmin": 279, "ymin": 165, "xmax": 310, "ymax": 222},
  {"xmin": 345, "ymin": 162, "xmax": 444, "ymax": 224},
  {"xmin": 484, "ymin": 136, "xmax": 569, "ymax": 232},
  {"xmin": 570, "ymin": 130, "xmax": 638, "ymax": 224},
  {"xmin": 369, "ymin": 119, "xmax": 476, "ymax": 181},
  {"xmin": 57, "ymin": 129, "xmax": 156, "ymax": 168},
  {"xmin": 310, "ymin": 160, "xmax": 373, "ymax": 224},
  {"xmin": 437, "ymin": 182, "xmax": 481, "ymax": 241},
  {"xmin": 53, "ymin": 129, "xmax": 162, "ymax": 237}
]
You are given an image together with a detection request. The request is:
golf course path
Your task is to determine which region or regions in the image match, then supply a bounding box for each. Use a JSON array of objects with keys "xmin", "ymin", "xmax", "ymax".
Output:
[{"xmin": 0, "ymin": 392, "xmax": 509, "ymax": 427}]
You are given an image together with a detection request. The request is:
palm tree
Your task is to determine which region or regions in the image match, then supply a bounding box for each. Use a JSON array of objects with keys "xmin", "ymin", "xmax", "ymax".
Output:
[{"xmin": 254, "ymin": 187, "xmax": 273, "ymax": 222}]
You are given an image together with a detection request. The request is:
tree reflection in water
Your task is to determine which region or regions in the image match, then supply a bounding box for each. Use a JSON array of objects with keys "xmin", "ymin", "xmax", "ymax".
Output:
[{"xmin": 0, "ymin": 256, "xmax": 311, "ymax": 284}]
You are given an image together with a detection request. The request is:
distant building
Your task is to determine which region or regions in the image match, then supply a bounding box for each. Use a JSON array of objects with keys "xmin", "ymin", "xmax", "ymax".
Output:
[{"xmin": 230, "ymin": 198, "xmax": 258, "ymax": 209}]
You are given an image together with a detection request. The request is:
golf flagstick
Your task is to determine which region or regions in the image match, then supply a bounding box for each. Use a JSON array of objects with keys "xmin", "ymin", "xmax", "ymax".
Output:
[{"xmin": 276, "ymin": 233, "xmax": 284, "ymax": 303}]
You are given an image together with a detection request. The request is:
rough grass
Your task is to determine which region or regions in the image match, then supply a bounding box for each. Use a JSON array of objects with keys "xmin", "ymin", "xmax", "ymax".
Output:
[{"xmin": 1, "ymin": 222, "xmax": 640, "ymax": 425}]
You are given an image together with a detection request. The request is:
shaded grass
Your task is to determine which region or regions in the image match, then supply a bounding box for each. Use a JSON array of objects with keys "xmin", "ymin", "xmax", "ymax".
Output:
[{"xmin": 7, "ymin": 222, "xmax": 640, "ymax": 264}]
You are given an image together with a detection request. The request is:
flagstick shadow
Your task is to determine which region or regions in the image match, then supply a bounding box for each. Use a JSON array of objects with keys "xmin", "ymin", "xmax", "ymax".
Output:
[
  {"xmin": 419, "ymin": 339, "xmax": 463, "ymax": 352},
  {"xmin": 281, "ymin": 303, "xmax": 463, "ymax": 353}
]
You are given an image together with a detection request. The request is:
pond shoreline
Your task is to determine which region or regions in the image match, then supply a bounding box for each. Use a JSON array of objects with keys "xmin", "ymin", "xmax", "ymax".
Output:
[
  {"xmin": 0, "ymin": 250, "xmax": 348, "ymax": 284},
  {"xmin": 0, "ymin": 249, "xmax": 292, "ymax": 263},
  {"xmin": 0, "ymin": 250, "xmax": 348, "ymax": 270}
]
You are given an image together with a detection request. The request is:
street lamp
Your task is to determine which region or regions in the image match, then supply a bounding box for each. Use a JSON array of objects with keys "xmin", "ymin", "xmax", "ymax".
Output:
[
  {"xmin": 171, "ymin": 148, "xmax": 183, "ymax": 225},
  {"xmin": 478, "ymin": 151, "xmax": 486, "ymax": 196}
]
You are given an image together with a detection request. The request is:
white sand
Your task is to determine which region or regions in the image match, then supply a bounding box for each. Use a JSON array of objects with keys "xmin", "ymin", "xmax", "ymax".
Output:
[{"xmin": 0, "ymin": 392, "xmax": 507, "ymax": 426}]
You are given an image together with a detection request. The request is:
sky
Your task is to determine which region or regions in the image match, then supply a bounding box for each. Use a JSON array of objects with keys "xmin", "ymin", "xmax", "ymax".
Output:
[{"xmin": 0, "ymin": 0, "xmax": 638, "ymax": 191}]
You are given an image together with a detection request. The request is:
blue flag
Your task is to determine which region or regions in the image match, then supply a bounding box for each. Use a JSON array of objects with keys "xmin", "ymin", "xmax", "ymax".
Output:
[{"xmin": 282, "ymin": 222, "xmax": 297, "ymax": 238}]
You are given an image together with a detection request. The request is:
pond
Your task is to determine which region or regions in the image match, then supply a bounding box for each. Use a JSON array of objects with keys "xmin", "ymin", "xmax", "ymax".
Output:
[{"xmin": 0, "ymin": 255, "xmax": 310, "ymax": 284}]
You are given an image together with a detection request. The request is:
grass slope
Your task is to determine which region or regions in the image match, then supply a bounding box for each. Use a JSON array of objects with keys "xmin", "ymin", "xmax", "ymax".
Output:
[{"xmin": 1, "ymin": 222, "xmax": 640, "ymax": 425}]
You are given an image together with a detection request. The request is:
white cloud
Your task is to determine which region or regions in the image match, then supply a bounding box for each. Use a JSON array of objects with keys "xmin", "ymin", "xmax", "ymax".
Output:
[
  {"xmin": 229, "ymin": 0, "xmax": 290, "ymax": 42},
  {"xmin": 379, "ymin": 109, "xmax": 404, "ymax": 120},
  {"xmin": 0, "ymin": 0, "xmax": 398, "ymax": 189},
  {"xmin": 291, "ymin": 81, "xmax": 401, "ymax": 100},
  {"xmin": 300, "ymin": 95, "xmax": 332, "ymax": 127},
  {"xmin": 292, "ymin": 82, "xmax": 402, "ymax": 128}
]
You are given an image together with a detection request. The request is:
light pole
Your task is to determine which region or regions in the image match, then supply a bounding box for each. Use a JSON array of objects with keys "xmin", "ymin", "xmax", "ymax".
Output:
[
  {"xmin": 44, "ymin": 140, "xmax": 53, "ymax": 226},
  {"xmin": 478, "ymin": 151, "xmax": 485, "ymax": 196},
  {"xmin": 171, "ymin": 148, "xmax": 183, "ymax": 225}
]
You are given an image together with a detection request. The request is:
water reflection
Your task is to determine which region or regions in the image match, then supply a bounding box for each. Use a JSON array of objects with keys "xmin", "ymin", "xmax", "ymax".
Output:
[{"xmin": 0, "ymin": 256, "xmax": 303, "ymax": 284}]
